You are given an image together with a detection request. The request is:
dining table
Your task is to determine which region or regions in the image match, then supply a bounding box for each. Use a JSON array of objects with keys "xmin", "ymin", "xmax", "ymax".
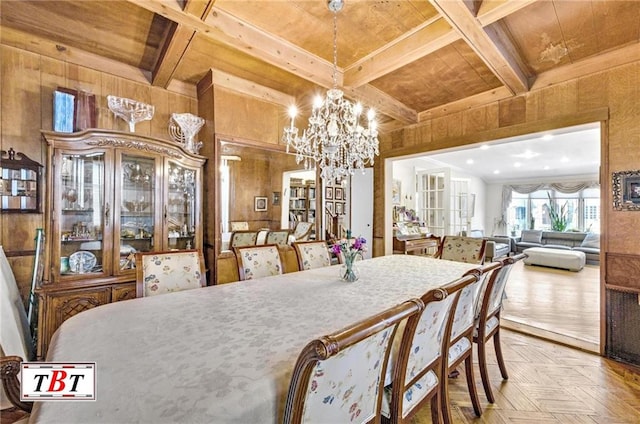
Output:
[{"xmin": 29, "ymin": 254, "xmax": 480, "ymax": 424}]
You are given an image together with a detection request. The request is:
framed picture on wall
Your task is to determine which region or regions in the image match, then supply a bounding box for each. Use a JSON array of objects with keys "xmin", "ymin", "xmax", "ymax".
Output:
[
  {"xmin": 255, "ymin": 196, "xmax": 268, "ymax": 212},
  {"xmin": 613, "ymin": 170, "xmax": 640, "ymax": 211},
  {"xmin": 335, "ymin": 187, "xmax": 343, "ymax": 200},
  {"xmin": 325, "ymin": 186, "xmax": 333, "ymax": 200},
  {"xmin": 392, "ymin": 179, "xmax": 401, "ymax": 205},
  {"xmin": 335, "ymin": 202, "xmax": 343, "ymax": 215},
  {"xmin": 327, "ymin": 202, "xmax": 334, "ymax": 214}
]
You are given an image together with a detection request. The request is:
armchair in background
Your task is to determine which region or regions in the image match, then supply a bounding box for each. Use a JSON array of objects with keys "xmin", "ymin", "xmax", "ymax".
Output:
[{"xmin": 463, "ymin": 230, "xmax": 512, "ymax": 262}]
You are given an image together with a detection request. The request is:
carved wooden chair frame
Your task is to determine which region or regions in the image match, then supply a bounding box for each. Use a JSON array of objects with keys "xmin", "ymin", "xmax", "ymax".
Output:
[{"xmin": 284, "ymin": 299, "xmax": 423, "ymax": 424}]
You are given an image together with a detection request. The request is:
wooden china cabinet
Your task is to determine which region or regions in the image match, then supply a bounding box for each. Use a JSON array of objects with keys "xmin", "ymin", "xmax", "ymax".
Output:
[{"xmin": 37, "ymin": 129, "xmax": 206, "ymax": 359}]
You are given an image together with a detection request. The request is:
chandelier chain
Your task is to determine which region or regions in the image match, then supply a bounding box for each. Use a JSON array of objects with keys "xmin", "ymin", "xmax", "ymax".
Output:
[{"xmin": 332, "ymin": 12, "xmax": 338, "ymax": 89}]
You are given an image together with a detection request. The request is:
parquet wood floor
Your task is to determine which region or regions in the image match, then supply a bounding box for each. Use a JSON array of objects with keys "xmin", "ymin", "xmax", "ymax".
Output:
[
  {"xmin": 412, "ymin": 329, "xmax": 640, "ymax": 423},
  {"xmin": 501, "ymin": 261, "xmax": 600, "ymax": 351}
]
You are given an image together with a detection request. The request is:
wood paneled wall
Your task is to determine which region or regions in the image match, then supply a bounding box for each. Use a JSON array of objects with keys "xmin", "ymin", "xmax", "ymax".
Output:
[
  {"xmin": 374, "ymin": 62, "xmax": 640, "ymax": 260},
  {"xmin": 227, "ymin": 150, "xmax": 300, "ymax": 229},
  {"xmin": 0, "ymin": 45, "xmax": 198, "ymax": 305}
]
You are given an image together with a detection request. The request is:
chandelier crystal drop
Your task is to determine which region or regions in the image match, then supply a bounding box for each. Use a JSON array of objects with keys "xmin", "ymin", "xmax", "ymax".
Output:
[{"xmin": 282, "ymin": 0, "xmax": 379, "ymax": 182}]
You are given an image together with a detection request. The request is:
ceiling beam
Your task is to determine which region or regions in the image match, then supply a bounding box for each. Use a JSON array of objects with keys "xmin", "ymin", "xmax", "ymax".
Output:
[
  {"xmin": 208, "ymin": 68, "xmax": 295, "ymax": 107},
  {"xmin": 1, "ymin": 25, "xmax": 151, "ymax": 83},
  {"xmin": 151, "ymin": 0, "xmax": 216, "ymax": 88},
  {"xmin": 129, "ymin": 0, "xmax": 336, "ymax": 88},
  {"xmin": 346, "ymin": 85, "xmax": 418, "ymax": 124},
  {"xmin": 531, "ymin": 42, "xmax": 640, "ymax": 91},
  {"xmin": 343, "ymin": 17, "xmax": 459, "ymax": 88},
  {"xmin": 430, "ymin": 0, "xmax": 529, "ymax": 95},
  {"xmin": 127, "ymin": 0, "xmax": 416, "ymax": 123},
  {"xmin": 418, "ymin": 86, "xmax": 512, "ymax": 121},
  {"xmin": 476, "ymin": 0, "xmax": 538, "ymax": 26}
]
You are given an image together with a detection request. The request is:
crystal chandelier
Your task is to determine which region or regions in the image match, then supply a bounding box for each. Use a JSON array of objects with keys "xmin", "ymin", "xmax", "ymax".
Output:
[{"xmin": 282, "ymin": 0, "xmax": 379, "ymax": 182}]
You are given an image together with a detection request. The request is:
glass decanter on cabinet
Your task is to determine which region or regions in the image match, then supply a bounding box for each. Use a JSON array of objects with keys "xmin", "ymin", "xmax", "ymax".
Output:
[
  {"xmin": 58, "ymin": 152, "xmax": 106, "ymax": 277},
  {"xmin": 166, "ymin": 161, "xmax": 196, "ymax": 250},
  {"xmin": 119, "ymin": 155, "xmax": 156, "ymax": 270}
]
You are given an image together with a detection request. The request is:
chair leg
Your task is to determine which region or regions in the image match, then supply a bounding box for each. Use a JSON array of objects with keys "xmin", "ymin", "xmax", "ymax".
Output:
[
  {"xmin": 477, "ymin": 339, "xmax": 495, "ymax": 404},
  {"xmin": 430, "ymin": 391, "xmax": 442, "ymax": 424},
  {"xmin": 493, "ymin": 329, "xmax": 509, "ymax": 380},
  {"xmin": 440, "ymin": 375, "xmax": 454, "ymax": 424},
  {"xmin": 464, "ymin": 354, "xmax": 482, "ymax": 417}
]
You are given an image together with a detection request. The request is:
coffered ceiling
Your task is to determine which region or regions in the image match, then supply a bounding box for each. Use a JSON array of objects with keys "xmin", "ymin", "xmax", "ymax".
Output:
[{"xmin": 2, "ymin": 0, "xmax": 639, "ymax": 132}]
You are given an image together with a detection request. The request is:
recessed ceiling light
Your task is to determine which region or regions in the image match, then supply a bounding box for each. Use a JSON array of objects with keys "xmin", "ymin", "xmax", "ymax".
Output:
[
  {"xmin": 543, "ymin": 166, "xmax": 550, "ymax": 170},
  {"xmin": 542, "ymin": 134, "xmax": 553, "ymax": 141},
  {"xmin": 513, "ymin": 150, "xmax": 540, "ymax": 159},
  {"xmin": 493, "ymin": 170, "xmax": 500, "ymax": 174},
  {"xmin": 480, "ymin": 145, "xmax": 490, "ymax": 150},
  {"xmin": 561, "ymin": 156, "xmax": 569, "ymax": 162},
  {"xmin": 514, "ymin": 162, "xmax": 522, "ymax": 167},
  {"xmin": 466, "ymin": 159, "xmax": 474, "ymax": 165}
]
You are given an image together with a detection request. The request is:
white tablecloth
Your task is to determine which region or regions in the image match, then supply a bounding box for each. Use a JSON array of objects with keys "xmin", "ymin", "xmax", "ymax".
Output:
[{"xmin": 30, "ymin": 255, "xmax": 478, "ymax": 424}]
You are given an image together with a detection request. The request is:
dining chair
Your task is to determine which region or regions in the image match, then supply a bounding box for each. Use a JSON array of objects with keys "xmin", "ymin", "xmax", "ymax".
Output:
[
  {"xmin": 284, "ymin": 299, "xmax": 423, "ymax": 424},
  {"xmin": 1, "ymin": 355, "xmax": 33, "ymax": 415},
  {"xmin": 135, "ymin": 250, "xmax": 206, "ymax": 297},
  {"xmin": 440, "ymin": 262, "xmax": 500, "ymax": 423},
  {"xmin": 234, "ymin": 244, "xmax": 283, "ymax": 280},
  {"xmin": 292, "ymin": 221, "xmax": 314, "ymax": 241},
  {"xmin": 293, "ymin": 241, "xmax": 331, "ymax": 270},
  {"xmin": 474, "ymin": 253, "xmax": 525, "ymax": 403},
  {"xmin": 278, "ymin": 245, "xmax": 302, "ymax": 273},
  {"xmin": 229, "ymin": 230, "xmax": 259, "ymax": 248},
  {"xmin": 230, "ymin": 221, "xmax": 249, "ymax": 231},
  {"xmin": 381, "ymin": 274, "xmax": 477, "ymax": 424},
  {"xmin": 266, "ymin": 229, "xmax": 291, "ymax": 246},
  {"xmin": 216, "ymin": 250, "xmax": 240, "ymax": 284},
  {"xmin": 436, "ymin": 236, "xmax": 486, "ymax": 265}
]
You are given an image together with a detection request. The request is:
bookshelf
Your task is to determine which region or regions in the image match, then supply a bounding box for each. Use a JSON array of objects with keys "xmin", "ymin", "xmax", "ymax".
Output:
[{"xmin": 288, "ymin": 179, "xmax": 316, "ymax": 229}]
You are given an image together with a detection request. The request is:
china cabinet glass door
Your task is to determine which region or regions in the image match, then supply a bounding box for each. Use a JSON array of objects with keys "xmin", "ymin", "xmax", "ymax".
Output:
[
  {"xmin": 58, "ymin": 152, "xmax": 106, "ymax": 277},
  {"xmin": 118, "ymin": 154, "xmax": 156, "ymax": 271},
  {"xmin": 165, "ymin": 160, "xmax": 196, "ymax": 250}
]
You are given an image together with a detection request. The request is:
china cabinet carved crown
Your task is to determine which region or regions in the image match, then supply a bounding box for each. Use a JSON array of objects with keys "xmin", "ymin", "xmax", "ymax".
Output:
[{"xmin": 37, "ymin": 129, "xmax": 206, "ymax": 358}]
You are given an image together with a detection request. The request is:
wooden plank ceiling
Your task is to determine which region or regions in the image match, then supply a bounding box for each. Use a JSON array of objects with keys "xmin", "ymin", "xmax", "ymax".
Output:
[{"xmin": 2, "ymin": 0, "xmax": 639, "ymax": 132}]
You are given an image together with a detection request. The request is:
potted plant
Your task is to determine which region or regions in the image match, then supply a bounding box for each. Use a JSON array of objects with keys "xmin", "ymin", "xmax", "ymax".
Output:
[{"xmin": 547, "ymin": 192, "xmax": 569, "ymax": 232}]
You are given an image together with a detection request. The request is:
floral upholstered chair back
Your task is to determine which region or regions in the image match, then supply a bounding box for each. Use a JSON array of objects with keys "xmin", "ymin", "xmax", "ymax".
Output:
[
  {"xmin": 293, "ymin": 221, "xmax": 314, "ymax": 241},
  {"xmin": 475, "ymin": 258, "xmax": 517, "ymax": 329},
  {"xmin": 284, "ymin": 300, "xmax": 422, "ymax": 424},
  {"xmin": 381, "ymin": 290, "xmax": 459, "ymax": 421},
  {"xmin": 135, "ymin": 250, "xmax": 206, "ymax": 297},
  {"xmin": 266, "ymin": 230, "xmax": 291, "ymax": 246},
  {"xmin": 293, "ymin": 241, "xmax": 331, "ymax": 270},
  {"xmin": 230, "ymin": 230, "xmax": 258, "ymax": 248},
  {"xmin": 234, "ymin": 244, "xmax": 283, "ymax": 280},
  {"xmin": 437, "ymin": 236, "xmax": 486, "ymax": 264},
  {"xmin": 230, "ymin": 221, "xmax": 249, "ymax": 231},
  {"xmin": 383, "ymin": 275, "xmax": 476, "ymax": 422},
  {"xmin": 450, "ymin": 277, "xmax": 483, "ymax": 345}
]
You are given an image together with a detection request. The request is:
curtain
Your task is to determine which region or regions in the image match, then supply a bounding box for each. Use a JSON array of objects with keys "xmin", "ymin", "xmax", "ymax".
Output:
[{"xmin": 497, "ymin": 181, "xmax": 599, "ymax": 234}]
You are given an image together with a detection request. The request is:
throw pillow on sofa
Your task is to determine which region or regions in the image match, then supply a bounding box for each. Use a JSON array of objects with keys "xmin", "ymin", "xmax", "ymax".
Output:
[
  {"xmin": 521, "ymin": 230, "xmax": 543, "ymax": 244},
  {"xmin": 581, "ymin": 232, "xmax": 600, "ymax": 249}
]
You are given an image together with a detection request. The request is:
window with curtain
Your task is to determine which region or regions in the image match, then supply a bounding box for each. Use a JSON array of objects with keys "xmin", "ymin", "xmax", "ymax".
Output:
[{"xmin": 505, "ymin": 186, "xmax": 600, "ymax": 234}]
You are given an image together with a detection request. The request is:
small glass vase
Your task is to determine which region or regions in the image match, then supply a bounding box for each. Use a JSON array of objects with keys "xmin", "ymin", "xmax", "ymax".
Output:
[
  {"xmin": 60, "ymin": 257, "xmax": 70, "ymax": 274},
  {"xmin": 340, "ymin": 254, "xmax": 360, "ymax": 282}
]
